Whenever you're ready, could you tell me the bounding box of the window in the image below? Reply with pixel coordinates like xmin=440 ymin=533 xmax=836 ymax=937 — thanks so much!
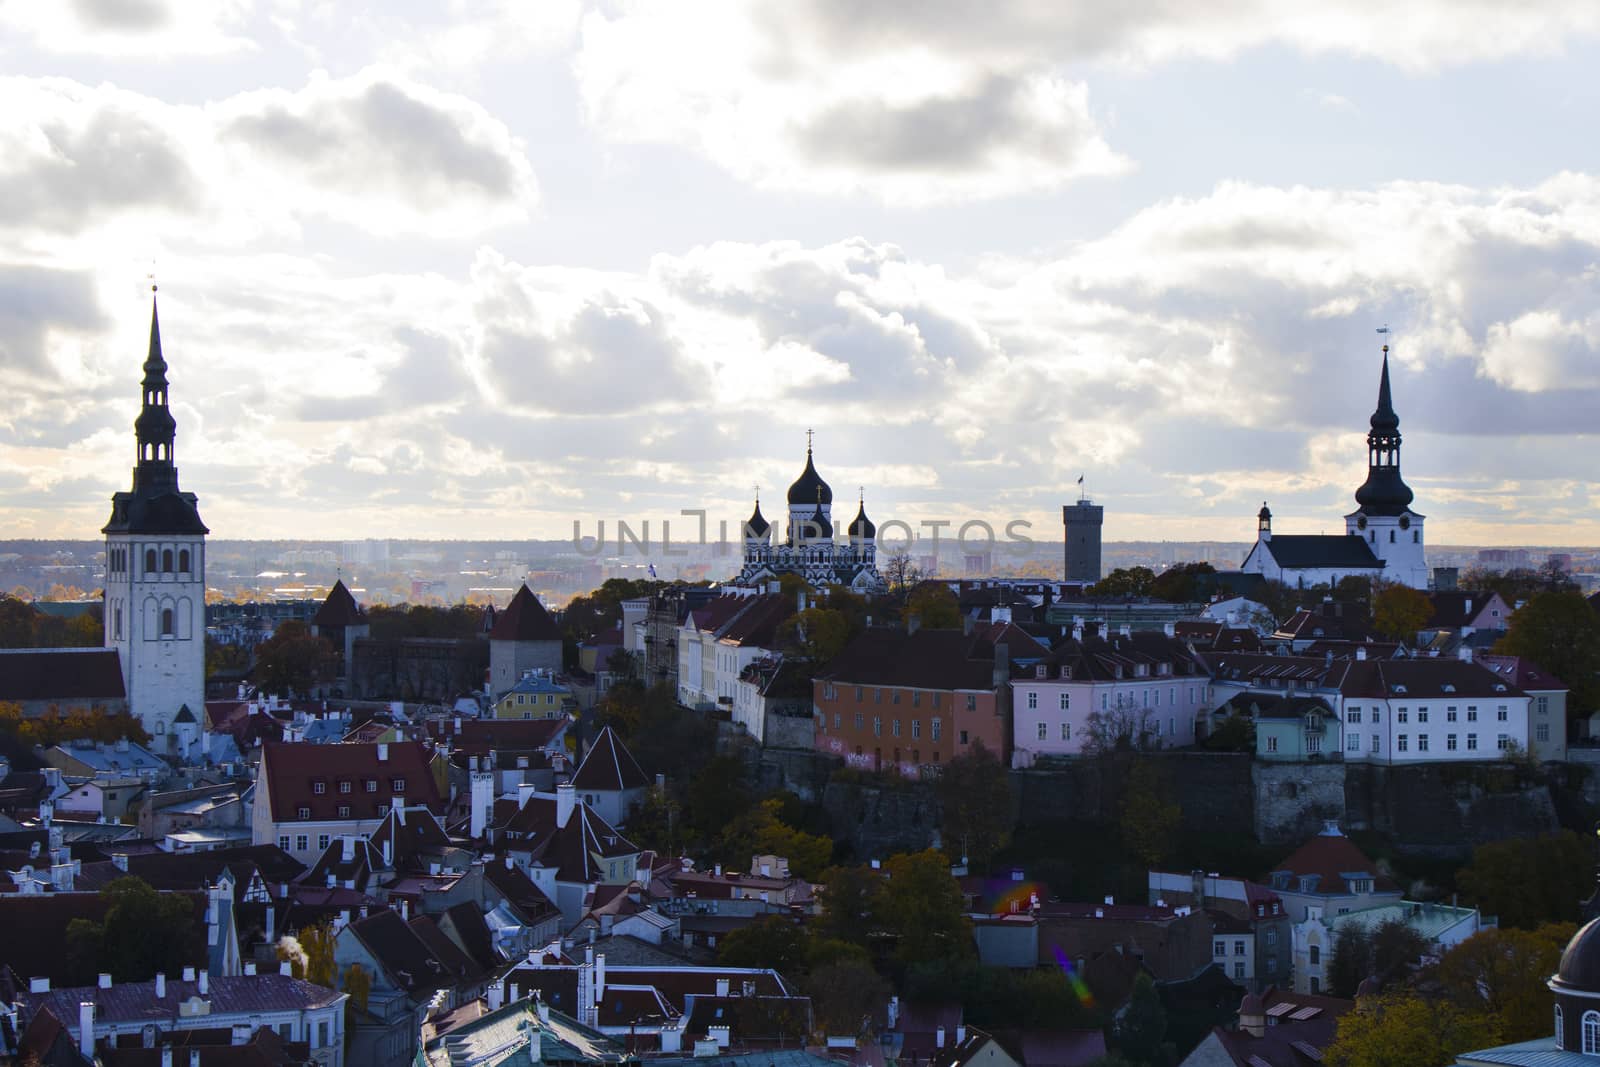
xmin=933 ymin=693 xmax=942 ymax=709
xmin=295 ymin=834 xmax=309 ymax=852
xmin=338 ymin=805 xmax=350 ymax=818
xmin=1371 ymin=709 xmax=1380 ymax=724
xmin=1537 ymin=723 xmax=1551 ymax=742
xmin=875 ymin=688 xmax=883 ymax=704
xmin=1235 ymin=941 xmax=1246 ymax=956
xmin=178 ymin=549 xmax=190 ymax=573
xmin=912 ymin=691 xmax=922 ymax=707
xmin=1418 ymin=708 xmax=1429 ymax=723
xmin=391 ymin=778 xmax=406 ymax=792
xmin=1309 ymin=945 xmax=1320 ymax=964
xmin=1397 ymin=735 xmax=1408 ymax=752
xmin=1058 ymin=692 xmax=1070 ymax=710
xmin=1347 ymin=734 xmax=1360 ymax=752
xmin=1397 ymin=709 xmax=1408 ymax=723
xmin=162 ymin=548 xmax=174 ymax=572
xmin=1584 ymin=1010 xmax=1600 ymax=1055
xmin=365 ymin=779 xmax=377 ymax=793
xmin=1307 ymin=734 xmax=1322 ymax=754
xmin=1234 ymin=962 xmax=1246 ymax=978
xmin=318 ymin=834 xmax=330 ymax=852
xmin=932 ymin=719 xmax=942 ymax=741
xmin=855 ymin=687 xmax=864 ymax=702
xmin=892 ymin=719 xmax=901 ymax=738
xmin=833 ymin=713 xmax=841 ymax=729
xmin=912 ymin=720 xmax=921 ymax=739
xmin=1467 ymin=706 xmax=1478 ymax=722
xmin=960 ymin=730 xmax=969 ymax=745
xmin=1266 ymin=736 xmax=1278 ymax=753
xmin=1537 ymin=696 xmax=1550 ymax=716
xmin=1347 ymin=709 xmax=1362 ymax=724
xmin=1497 ymin=706 xmax=1508 ymax=722
xmin=1038 ymin=722 xmax=1048 ymax=740
xmin=1102 ymin=693 xmax=1108 ymax=710
xmin=873 ymin=717 xmax=882 ymax=738
xmin=1214 ymin=941 xmax=1225 ymax=958
xmin=339 ymin=780 xmax=352 ymax=794
xmin=1027 ymin=692 xmax=1038 ymax=709
xmin=278 ymin=835 xmax=291 ymax=851
xmin=161 ymin=607 xmax=174 ymax=637
xmin=1467 ymin=734 xmax=1478 ymax=751
xmin=854 ymin=713 xmax=864 ymax=730
xmin=318 ymin=1021 xmax=329 ymax=1049
xmin=1447 ymin=707 xmax=1458 ymax=722
xmin=892 ymin=690 xmax=901 ymax=705
xmin=1497 ymin=733 xmax=1510 ymax=750
xmin=1447 ymin=734 xmax=1458 ymax=751
xmin=313 ymin=781 xmax=326 ymax=794
xmin=1555 ymin=1005 xmax=1563 ymax=1049
xmin=1371 ymin=735 xmax=1380 ymax=753
xmin=1061 ymin=723 xmax=1071 ymax=741
xmin=966 ymin=694 xmax=976 ymax=711
xmin=145 ymin=548 xmax=157 ymax=573
xmin=1310 ymin=976 xmax=1321 ymax=993
xmin=297 ymin=806 xmax=310 ymax=820
xmin=1418 ymin=734 xmax=1430 ymax=751
xmin=1267 ymin=957 xmax=1277 ymax=973
xmin=1265 ymin=929 xmax=1277 ymax=947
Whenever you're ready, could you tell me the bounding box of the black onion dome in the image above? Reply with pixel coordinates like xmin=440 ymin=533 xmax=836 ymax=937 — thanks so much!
xmin=1553 ymin=916 xmax=1600 ymax=994
xmin=787 ymin=449 xmax=833 ymax=506
xmin=745 ymin=499 xmax=770 ymax=538
xmin=1258 ymin=502 xmax=1271 ymax=522
xmin=810 ymin=499 xmax=832 ymax=538
xmin=849 ymin=498 xmax=875 ymax=539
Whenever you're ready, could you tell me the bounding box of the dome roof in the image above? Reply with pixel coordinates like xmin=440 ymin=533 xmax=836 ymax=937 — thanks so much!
xmin=1258 ymin=502 xmax=1271 ymax=522
xmin=849 ymin=498 xmax=875 ymax=540
xmin=745 ymin=499 xmax=770 ymax=538
xmin=809 ymin=500 xmax=832 ymax=538
xmin=1553 ymin=916 xmax=1600 ymax=995
xmin=787 ymin=449 xmax=833 ymax=506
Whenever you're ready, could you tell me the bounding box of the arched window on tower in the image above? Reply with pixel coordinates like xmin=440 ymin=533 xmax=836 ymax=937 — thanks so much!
xmin=162 ymin=549 xmax=174 ymax=572
xmin=161 ymin=607 xmax=175 ymax=637
xmin=1413 ymin=531 xmax=1419 ymax=543
xmin=1390 ymin=530 xmax=1396 ymax=543
xmin=178 ymin=549 xmax=190 ymax=573
xmin=145 ymin=548 xmax=157 ymax=574
xmin=1583 ymin=1010 xmax=1599 ymax=1055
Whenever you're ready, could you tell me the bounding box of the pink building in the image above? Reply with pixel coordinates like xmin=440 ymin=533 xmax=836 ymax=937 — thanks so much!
xmin=1010 ymin=630 xmax=1208 ymax=766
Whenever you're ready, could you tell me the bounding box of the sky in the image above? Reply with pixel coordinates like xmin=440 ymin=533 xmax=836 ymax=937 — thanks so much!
xmin=4 ymin=1 xmax=1600 ymax=548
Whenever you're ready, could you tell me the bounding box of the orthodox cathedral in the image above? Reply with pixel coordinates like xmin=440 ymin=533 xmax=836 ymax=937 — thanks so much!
xmin=102 ymin=291 xmax=209 ymax=752
xmin=732 ymin=438 xmax=887 ymax=594
xmin=1242 ymin=345 xmax=1430 ymax=590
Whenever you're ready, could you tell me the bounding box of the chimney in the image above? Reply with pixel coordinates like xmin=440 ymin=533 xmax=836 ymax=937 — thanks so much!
xmin=29 ymin=977 xmax=48 ymax=993
xmin=79 ymin=1001 xmax=94 ymax=1058
xmin=488 ymin=981 xmax=504 ymax=1011
xmin=1459 ymin=645 xmax=1474 ymax=663
xmin=992 ymin=642 xmax=1010 ymax=688
xmin=112 ymin=852 xmax=129 ymax=872
xmin=190 ymin=1051 xmax=200 ymax=1067
xmin=936 ymin=1027 xmax=946 ymax=1049
xmin=182 ymin=967 xmax=196 ymax=982
xmin=245 ymin=962 xmax=257 ymax=976
xmin=716 ymin=978 xmax=730 ymax=997
xmin=595 ymin=954 xmax=606 ymax=1001
xmin=1239 ymin=992 xmax=1267 ymax=1038
xmin=556 ymin=783 xmax=576 ymax=828
xmin=377 ymin=742 xmax=388 ymax=761
xmin=280 ymin=962 xmax=293 ymax=976
xmin=342 ymin=836 xmax=355 ymax=862
xmin=1355 ymin=647 xmax=1367 ymax=661
xmin=156 ymin=972 xmax=166 ymax=997
xmin=1104 ymin=895 xmax=1114 ymax=905
xmin=198 ymin=970 xmax=208 ymax=995
xmin=162 ymin=1048 xmax=174 ymax=1067
xmin=98 ymin=973 xmax=112 ymax=989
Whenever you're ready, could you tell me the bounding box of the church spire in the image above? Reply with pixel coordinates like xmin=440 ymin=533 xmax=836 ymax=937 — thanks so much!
xmin=1353 ymin=343 xmax=1413 ymax=515
xmin=133 ymin=288 xmax=178 ymax=491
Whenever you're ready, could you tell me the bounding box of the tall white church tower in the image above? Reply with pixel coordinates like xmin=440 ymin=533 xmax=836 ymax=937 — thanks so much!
xmin=102 ymin=290 xmax=208 ymax=753
xmin=1344 ymin=345 xmax=1428 ymax=589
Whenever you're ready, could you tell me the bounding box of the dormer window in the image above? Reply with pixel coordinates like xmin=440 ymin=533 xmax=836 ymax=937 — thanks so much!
xmin=1036 ymin=665 xmax=1048 ymax=679
xmin=364 ymin=779 xmax=377 ymax=793
xmin=297 ymin=806 xmax=311 ymax=820
xmin=312 ymin=781 xmax=326 ymax=795
xmin=1441 ymin=684 xmax=1456 ymax=693
xmin=391 ymin=778 xmax=406 ymax=792
xmin=339 ymin=780 xmax=352 ymax=795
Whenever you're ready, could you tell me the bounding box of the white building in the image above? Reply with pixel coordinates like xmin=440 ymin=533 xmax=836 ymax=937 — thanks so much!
xmin=1293 ymin=899 xmax=1482 ymax=995
xmin=102 ymin=293 xmax=208 ymax=753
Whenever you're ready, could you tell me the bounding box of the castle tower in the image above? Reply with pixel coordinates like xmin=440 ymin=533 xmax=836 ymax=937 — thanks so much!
xmin=1063 ymin=489 xmax=1104 ymax=583
xmin=1344 ymin=345 xmax=1428 ymax=588
xmin=102 ymin=291 xmax=208 ymax=752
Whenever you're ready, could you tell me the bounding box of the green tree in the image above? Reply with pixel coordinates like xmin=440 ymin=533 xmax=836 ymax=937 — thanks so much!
xmin=0 ymin=596 xmax=35 ymax=647
xmin=1372 ymin=584 xmax=1433 ymax=641
xmin=342 ymin=962 xmax=372 ymax=1015
xmin=1202 ymin=713 xmax=1255 ymax=752
xmin=815 ymin=864 xmax=879 ymax=948
xmin=776 ymin=607 xmax=855 ymax=664
xmin=1324 ymin=992 xmax=1498 ymax=1067
xmin=905 ymin=584 xmax=962 ymax=629
xmin=873 ymin=850 xmax=972 ymax=968
xmin=1119 ymin=759 xmax=1180 ymax=869
xmin=806 ymin=958 xmax=890 ymax=1037
xmin=715 ymin=796 xmax=834 ymax=879
xmin=686 ymin=755 xmax=752 ymax=841
xmin=1113 ymin=972 xmax=1170 ymax=1067
xmin=253 ymin=620 xmax=338 ymax=696
xmin=1438 ymin=924 xmax=1575 ymax=1044
xmin=1091 ymin=567 xmax=1157 ymax=599
xmin=1496 ymin=590 xmax=1600 ymax=714
xmin=1457 ymin=830 xmax=1591 ymax=929
xmin=717 ymin=915 xmax=810 ymax=975
xmin=1150 ymin=562 xmax=1216 ymax=604
xmin=1327 ymin=924 xmax=1374 ymax=998
xmin=65 ymin=877 xmax=205 ymax=984
xmin=935 ymin=739 xmax=1013 ymax=870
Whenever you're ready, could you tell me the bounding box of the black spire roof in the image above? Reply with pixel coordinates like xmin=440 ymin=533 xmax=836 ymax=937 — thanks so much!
xmin=1352 ymin=347 xmax=1415 ymax=517
xmin=849 ymin=495 xmax=875 ymax=540
xmin=787 ymin=446 xmax=832 ymax=506
xmin=808 ymin=489 xmax=832 ymax=538
xmin=744 ymin=496 xmax=770 ymax=538
xmin=103 ymin=292 xmax=208 ymax=536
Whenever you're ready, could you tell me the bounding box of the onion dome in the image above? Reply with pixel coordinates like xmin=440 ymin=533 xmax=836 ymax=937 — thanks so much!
xmin=745 ymin=496 xmax=770 ymax=538
xmin=849 ymin=495 xmax=875 ymax=540
xmin=1258 ymin=502 xmax=1271 ymax=523
xmin=787 ymin=446 xmax=833 ymax=506
xmin=1353 ymin=348 xmax=1415 ymax=515
xmin=809 ymin=495 xmax=832 ymax=538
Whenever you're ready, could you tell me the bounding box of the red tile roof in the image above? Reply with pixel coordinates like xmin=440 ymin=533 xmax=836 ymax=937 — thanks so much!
xmin=489 ymin=586 xmax=561 ymax=643
xmin=571 ymin=726 xmax=650 ymax=792
xmin=312 ymin=580 xmax=365 ymax=627
xmin=1475 ymin=653 xmax=1569 ymax=692
xmin=819 ymin=629 xmax=1006 ymax=691
xmin=259 ymin=740 xmax=443 ymax=823
xmin=0 ymin=648 xmax=126 ymax=701
xmin=1272 ymin=830 xmax=1398 ymax=894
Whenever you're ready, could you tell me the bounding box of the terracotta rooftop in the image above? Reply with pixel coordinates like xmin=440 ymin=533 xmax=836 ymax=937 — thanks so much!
xmin=0 ymin=648 xmax=126 ymax=701
xmin=571 ymin=725 xmax=650 ymax=793
xmin=312 ymin=580 xmax=365 ymax=628
xmin=259 ymin=740 xmax=442 ymax=823
xmin=489 ymin=585 xmax=561 ymax=643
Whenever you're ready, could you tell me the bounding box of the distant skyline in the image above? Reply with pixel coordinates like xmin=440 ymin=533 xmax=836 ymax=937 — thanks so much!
xmin=5 ymin=3 xmax=1600 ymax=545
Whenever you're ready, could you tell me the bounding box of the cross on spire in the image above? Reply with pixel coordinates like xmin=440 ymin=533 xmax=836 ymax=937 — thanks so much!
xmin=806 ymin=428 xmax=814 ymax=453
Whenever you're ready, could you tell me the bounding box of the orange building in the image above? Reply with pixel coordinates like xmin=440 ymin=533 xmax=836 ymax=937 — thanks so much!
xmin=813 ymin=627 xmax=1015 ymax=777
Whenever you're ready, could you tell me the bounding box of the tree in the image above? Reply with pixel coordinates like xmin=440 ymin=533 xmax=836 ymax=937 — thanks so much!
xmin=1113 ymin=972 xmax=1170 ymax=1067
xmin=1082 ymin=708 xmax=1161 ymax=754
xmin=714 ymin=797 xmax=834 ymax=879
xmin=1496 ymin=591 xmax=1600 ymax=714
xmin=884 ymin=551 xmax=921 ymax=597
xmin=1119 ymin=760 xmax=1179 ymax=869
xmin=815 ymin=864 xmax=879 ymax=948
xmin=686 ymin=755 xmax=752 ymax=842
xmin=1091 ymin=567 xmax=1156 ymax=599
xmin=299 ymin=922 xmax=338 ymax=988
xmin=806 ymin=958 xmax=890 ymax=1037
xmin=1371 ymin=584 xmax=1432 ymax=641
xmin=1438 ymin=924 xmax=1575 ymax=1043
xmin=253 ymin=621 xmax=338 ymax=696
xmin=1327 ymin=924 xmax=1374 ymax=998
xmin=717 ymin=915 xmax=810 ymax=975
xmin=1456 ymin=830 xmax=1592 ymax=929
xmin=343 ymin=963 xmax=372 ymax=1014
xmin=935 ymin=739 xmax=1013 ymax=870
xmin=776 ymin=607 xmax=855 ymax=664
xmin=65 ymin=877 xmax=204 ymax=984
xmin=1369 ymin=918 xmax=1428 ymax=987
xmin=1150 ymin=562 xmax=1216 ymax=604
xmin=873 ymin=850 xmax=973 ymax=968
xmin=1202 ymin=713 xmax=1255 ymax=752
xmin=1324 ymin=992 xmax=1498 ymax=1067
xmin=905 ymin=584 xmax=962 ymax=629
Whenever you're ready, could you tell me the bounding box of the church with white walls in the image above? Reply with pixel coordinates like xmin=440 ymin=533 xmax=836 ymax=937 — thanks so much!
xmin=102 ymin=291 xmax=208 ymax=754
xmin=1242 ymin=346 xmax=1430 ymax=590
xmin=732 ymin=438 xmax=888 ymax=594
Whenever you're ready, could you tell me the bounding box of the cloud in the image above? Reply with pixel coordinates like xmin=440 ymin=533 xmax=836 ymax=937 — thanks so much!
xmin=1483 ymin=307 xmax=1600 ymax=392
xmin=0 ymin=0 xmax=253 ymax=55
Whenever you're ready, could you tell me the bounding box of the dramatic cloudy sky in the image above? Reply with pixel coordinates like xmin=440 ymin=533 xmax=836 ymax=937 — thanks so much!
xmin=5 ymin=1 xmax=1600 ymax=546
